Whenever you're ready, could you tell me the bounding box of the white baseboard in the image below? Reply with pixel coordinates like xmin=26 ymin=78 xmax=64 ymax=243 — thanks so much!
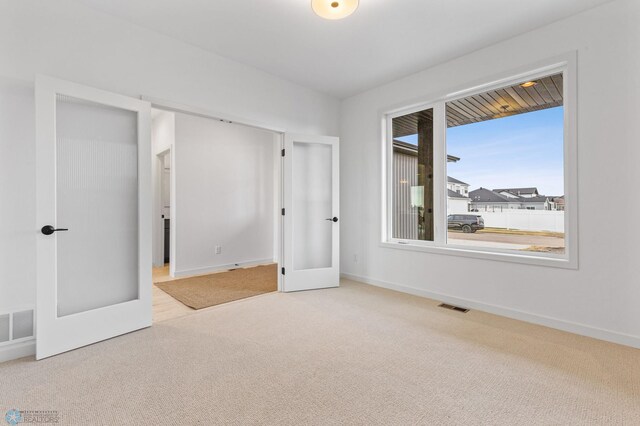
xmin=0 ymin=339 xmax=35 ymax=363
xmin=341 ymin=272 xmax=640 ymax=350
xmin=173 ymin=258 xmax=276 ymax=278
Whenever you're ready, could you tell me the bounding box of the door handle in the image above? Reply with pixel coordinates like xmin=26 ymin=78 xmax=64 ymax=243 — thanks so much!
xmin=41 ymin=225 xmax=69 ymax=235
xmin=325 ymin=217 xmax=339 ymax=223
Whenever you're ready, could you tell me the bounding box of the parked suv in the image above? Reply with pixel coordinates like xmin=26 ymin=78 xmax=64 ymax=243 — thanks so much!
xmin=447 ymin=214 xmax=484 ymax=233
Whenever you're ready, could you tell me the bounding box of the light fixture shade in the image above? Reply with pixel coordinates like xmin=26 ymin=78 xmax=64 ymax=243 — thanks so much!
xmin=312 ymin=0 xmax=359 ymax=20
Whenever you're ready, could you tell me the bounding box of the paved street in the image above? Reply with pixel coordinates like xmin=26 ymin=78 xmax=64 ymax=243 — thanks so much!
xmin=448 ymin=231 xmax=565 ymax=252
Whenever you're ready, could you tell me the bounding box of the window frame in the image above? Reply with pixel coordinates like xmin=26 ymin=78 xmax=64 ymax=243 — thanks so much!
xmin=380 ymin=55 xmax=578 ymax=269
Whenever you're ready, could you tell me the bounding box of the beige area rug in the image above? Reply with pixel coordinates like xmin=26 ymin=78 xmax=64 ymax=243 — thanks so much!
xmin=155 ymin=264 xmax=277 ymax=309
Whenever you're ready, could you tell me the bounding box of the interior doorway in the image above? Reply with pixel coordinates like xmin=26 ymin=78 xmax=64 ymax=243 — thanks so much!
xmin=149 ymin=107 xmax=282 ymax=322
xmin=160 ymin=151 xmax=171 ymax=265
xmin=32 ymin=75 xmax=340 ymax=359
xmin=156 ymin=149 xmax=171 ymax=267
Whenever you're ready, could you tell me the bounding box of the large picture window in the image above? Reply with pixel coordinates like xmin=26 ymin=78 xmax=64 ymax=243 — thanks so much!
xmin=384 ymin=63 xmax=576 ymax=267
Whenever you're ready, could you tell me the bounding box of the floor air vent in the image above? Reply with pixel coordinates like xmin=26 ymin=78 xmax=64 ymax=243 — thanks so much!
xmin=438 ymin=303 xmax=469 ymax=313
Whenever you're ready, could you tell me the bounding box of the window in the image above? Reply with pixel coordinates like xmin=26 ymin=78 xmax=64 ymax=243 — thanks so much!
xmin=447 ymin=72 xmax=564 ymax=255
xmin=384 ymin=61 xmax=576 ymax=268
xmin=391 ymin=107 xmax=434 ymax=241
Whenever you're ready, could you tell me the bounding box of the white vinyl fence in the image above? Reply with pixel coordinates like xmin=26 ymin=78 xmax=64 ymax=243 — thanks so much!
xmin=477 ymin=210 xmax=564 ymax=233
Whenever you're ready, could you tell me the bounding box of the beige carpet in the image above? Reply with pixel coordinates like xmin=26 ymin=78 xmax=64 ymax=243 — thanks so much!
xmin=155 ymin=264 xmax=277 ymax=309
xmin=1 ymin=280 xmax=639 ymax=425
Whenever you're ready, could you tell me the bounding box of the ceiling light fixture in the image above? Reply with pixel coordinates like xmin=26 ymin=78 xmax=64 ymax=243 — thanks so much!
xmin=520 ymin=81 xmax=538 ymax=88
xmin=312 ymin=0 xmax=359 ymax=20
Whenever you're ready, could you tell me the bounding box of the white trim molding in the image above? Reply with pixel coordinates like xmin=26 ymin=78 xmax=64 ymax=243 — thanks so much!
xmin=380 ymin=52 xmax=578 ymax=270
xmin=172 ymin=258 xmax=276 ymax=278
xmin=0 ymin=340 xmax=35 ymax=363
xmin=341 ymin=273 xmax=640 ymax=350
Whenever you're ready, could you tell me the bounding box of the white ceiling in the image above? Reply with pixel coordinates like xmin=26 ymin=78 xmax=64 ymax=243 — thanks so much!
xmin=77 ymin=0 xmax=613 ymax=98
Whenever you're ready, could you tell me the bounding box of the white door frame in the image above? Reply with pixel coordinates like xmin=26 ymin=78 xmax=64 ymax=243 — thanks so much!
xmin=35 ymin=75 xmax=152 ymax=359
xmin=143 ymin=96 xmax=340 ymax=294
xmin=153 ymin=148 xmax=172 ymax=269
xmin=143 ymin=97 xmax=286 ymax=290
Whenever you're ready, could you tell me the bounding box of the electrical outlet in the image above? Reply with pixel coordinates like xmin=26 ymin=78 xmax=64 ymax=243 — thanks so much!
xmin=353 ymin=254 xmax=358 ymax=263
xmin=215 ymin=245 xmax=222 ymax=254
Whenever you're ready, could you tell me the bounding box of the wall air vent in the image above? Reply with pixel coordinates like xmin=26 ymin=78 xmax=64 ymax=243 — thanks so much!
xmin=438 ymin=303 xmax=469 ymax=313
xmin=0 ymin=308 xmax=35 ymax=345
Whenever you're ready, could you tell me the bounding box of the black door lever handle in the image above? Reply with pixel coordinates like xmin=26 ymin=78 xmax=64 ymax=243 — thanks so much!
xmin=325 ymin=217 xmax=339 ymax=223
xmin=41 ymin=225 xmax=69 ymax=235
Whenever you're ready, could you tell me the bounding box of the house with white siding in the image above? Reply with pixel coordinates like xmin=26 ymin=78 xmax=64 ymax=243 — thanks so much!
xmin=447 ymin=177 xmax=471 ymax=213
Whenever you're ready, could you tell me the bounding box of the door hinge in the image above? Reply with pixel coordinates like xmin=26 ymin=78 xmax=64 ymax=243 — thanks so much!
xmin=281 ymin=148 xmax=285 ymax=157
xmin=281 ymin=267 xmax=285 ymax=275
xmin=281 ymin=208 xmax=285 ymax=216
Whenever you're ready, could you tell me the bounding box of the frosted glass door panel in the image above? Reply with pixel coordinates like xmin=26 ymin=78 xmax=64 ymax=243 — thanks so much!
xmin=56 ymin=95 xmax=139 ymax=317
xmin=293 ymin=142 xmax=332 ymax=270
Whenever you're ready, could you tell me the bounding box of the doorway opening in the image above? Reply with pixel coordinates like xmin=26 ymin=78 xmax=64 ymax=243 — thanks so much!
xmin=160 ymin=151 xmax=171 ymax=265
xmin=150 ymin=107 xmax=282 ymax=322
xmin=34 ymin=75 xmax=339 ymax=360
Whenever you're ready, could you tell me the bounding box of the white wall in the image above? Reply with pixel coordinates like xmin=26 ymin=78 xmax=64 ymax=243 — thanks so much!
xmin=152 ymin=111 xmax=175 ymax=155
xmin=0 ymin=78 xmax=35 ymax=313
xmin=0 ymin=1 xmax=339 ymax=135
xmin=173 ymin=113 xmax=276 ymax=276
xmin=340 ymin=0 xmax=640 ymax=347
xmin=0 ymin=77 xmax=37 ymax=361
xmin=0 ymin=0 xmax=338 ymax=356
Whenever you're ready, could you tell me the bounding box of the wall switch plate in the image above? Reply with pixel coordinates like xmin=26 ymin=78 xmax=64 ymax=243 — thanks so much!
xmin=215 ymin=245 xmax=222 ymax=254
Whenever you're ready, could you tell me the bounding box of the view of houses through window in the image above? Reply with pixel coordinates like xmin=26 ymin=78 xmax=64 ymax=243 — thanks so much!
xmin=391 ymin=72 xmax=565 ymax=256
xmin=445 ymin=73 xmax=565 ymax=254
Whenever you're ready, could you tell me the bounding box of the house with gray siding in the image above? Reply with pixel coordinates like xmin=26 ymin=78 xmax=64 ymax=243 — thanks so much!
xmin=469 ymin=187 xmax=558 ymax=211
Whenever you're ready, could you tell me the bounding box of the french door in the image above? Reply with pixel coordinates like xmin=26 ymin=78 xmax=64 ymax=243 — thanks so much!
xmin=282 ymin=134 xmax=339 ymax=291
xmin=35 ymin=76 xmax=152 ymax=359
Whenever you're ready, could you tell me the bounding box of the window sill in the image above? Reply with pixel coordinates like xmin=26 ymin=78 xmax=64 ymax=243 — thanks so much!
xmin=379 ymin=240 xmax=577 ymax=270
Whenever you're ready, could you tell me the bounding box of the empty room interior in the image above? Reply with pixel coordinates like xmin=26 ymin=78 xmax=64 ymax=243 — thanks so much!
xmin=1 ymin=0 xmax=639 ymax=424
xmin=150 ymin=108 xmax=281 ymax=322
